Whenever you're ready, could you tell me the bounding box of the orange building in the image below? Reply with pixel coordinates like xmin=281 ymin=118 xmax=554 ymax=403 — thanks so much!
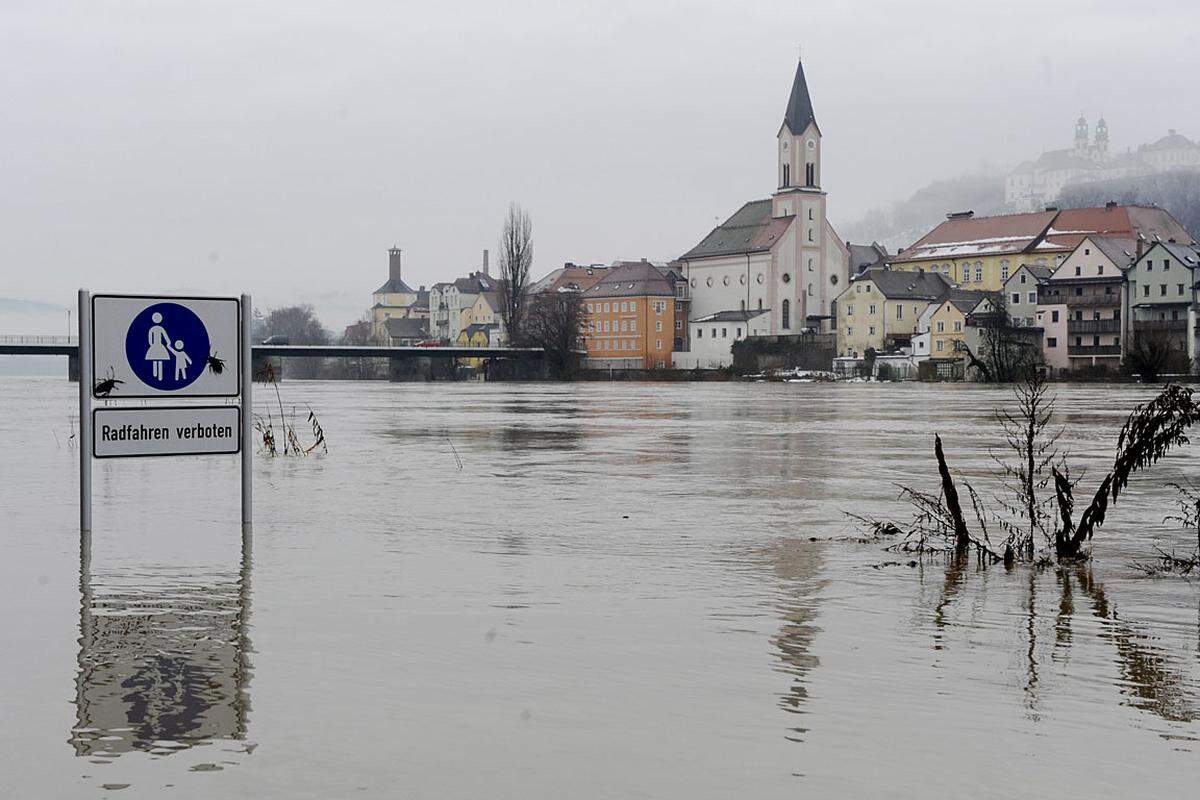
xmin=581 ymin=262 xmax=682 ymax=369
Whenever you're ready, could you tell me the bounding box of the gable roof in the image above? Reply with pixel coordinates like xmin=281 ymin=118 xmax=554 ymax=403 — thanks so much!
xmin=528 ymin=265 xmax=608 ymax=295
xmin=1015 ymin=263 xmax=1054 ymax=281
xmin=384 ymin=317 xmax=429 ymax=340
xmin=855 ymin=268 xmax=949 ymax=300
xmin=451 ymin=272 xmax=497 ymax=295
xmin=679 ymin=200 xmax=793 ymax=260
xmin=848 ymin=242 xmax=888 ymax=274
xmin=583 ymin=261 xmax=676 ymax=298
xmin=893 ymin=205 xmax=1195 ymax=265
xmin=1077 ymin=236 xmax=1137 ymax=270
xmin=943 ymin=289 xmax=993 ymax=314
xmin=1140 ymin=131 xmax=1198 ymax=152
xmin=782 ymin=59 xmax=818 ymax=136
xmin=1135 ymin=240 xmax=1200 ymax=269
xmin=892 ymin=211 xmax=1056 ymax=263
xmin=693 ymin=309 xmax=770 ymax=323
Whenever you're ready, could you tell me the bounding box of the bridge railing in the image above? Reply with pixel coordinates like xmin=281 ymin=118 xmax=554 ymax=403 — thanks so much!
xmin=0 ymin=334 xmax=78 ymax=345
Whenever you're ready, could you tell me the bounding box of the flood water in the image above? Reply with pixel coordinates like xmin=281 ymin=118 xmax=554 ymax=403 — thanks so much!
xmin=1 ymin=377 xmax=1198 ymax=798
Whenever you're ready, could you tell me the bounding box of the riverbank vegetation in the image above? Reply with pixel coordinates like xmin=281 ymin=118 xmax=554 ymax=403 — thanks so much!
xmin=853 ymin=374 xmax=1200 ymax=568
xmin=253 ymin=362 xmax=328 ymax=456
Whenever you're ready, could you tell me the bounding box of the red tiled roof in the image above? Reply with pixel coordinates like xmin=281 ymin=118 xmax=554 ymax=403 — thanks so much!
xmin=893 ymin=205 xmax=1195 ymax=264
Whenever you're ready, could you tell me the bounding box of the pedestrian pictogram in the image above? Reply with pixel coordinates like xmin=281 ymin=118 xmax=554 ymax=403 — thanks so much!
xmin=124 ymin=302 xmax=211 ymax=391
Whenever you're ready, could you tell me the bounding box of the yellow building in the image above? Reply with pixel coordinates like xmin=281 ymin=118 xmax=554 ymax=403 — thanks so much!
xmin=456 ymin=323 xmax=499 ymax=369
xmin=370 ymin=246 xmax=429 ymax=339
xmin=834 ymin=268 xmax=950 ymax=357
xmin=926 ymin=291 xmax=989 ymax=359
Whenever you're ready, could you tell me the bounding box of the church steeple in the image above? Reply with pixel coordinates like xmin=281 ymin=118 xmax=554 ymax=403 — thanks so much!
xmin=775 ymin=56 xmax=822 ymax=203
xmin=783 ymin=58 xmax=819 ymax=136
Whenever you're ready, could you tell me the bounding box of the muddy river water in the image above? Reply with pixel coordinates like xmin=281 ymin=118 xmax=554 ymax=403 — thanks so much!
xmin=1 ymin=377 xmax=1197 ymax=798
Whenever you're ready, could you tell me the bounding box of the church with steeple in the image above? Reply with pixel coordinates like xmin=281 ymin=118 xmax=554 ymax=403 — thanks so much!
xmin=675 ymin=58 xmax=849 ymax=368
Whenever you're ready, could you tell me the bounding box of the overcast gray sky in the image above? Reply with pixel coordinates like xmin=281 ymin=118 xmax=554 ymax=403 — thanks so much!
xmin=3 ymin=0 xmax=1199 ymax=331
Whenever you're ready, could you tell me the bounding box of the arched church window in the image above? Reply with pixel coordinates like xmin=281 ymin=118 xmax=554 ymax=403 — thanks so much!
xmin=782 ymin=299 xmax=791 ymax=330
xmin=782 ymin=163 xmax=790 ymax=187
xmin=740 ymin=299 xmax=745 ymax=311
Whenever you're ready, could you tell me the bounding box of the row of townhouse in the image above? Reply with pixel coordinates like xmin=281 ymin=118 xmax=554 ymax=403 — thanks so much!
xmin=837 ymin=233 xmax=1200 ymax=378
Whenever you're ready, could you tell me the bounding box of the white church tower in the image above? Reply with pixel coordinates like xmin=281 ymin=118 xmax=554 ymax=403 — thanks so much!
xmin=772 ymin=58 xmax=822 ymax=219
xmin=676 ymin=56 xmax=848 ymax=367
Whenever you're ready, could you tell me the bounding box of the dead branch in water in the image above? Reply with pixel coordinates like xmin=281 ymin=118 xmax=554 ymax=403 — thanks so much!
xmin=853 ymin=383 xmax=1198 ymax=566
xmin=1052 ymin=384 xmax=1200 ymax=559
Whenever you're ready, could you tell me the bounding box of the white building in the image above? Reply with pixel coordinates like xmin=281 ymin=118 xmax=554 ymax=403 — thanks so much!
xmin=675 ymin=58 xmax=849 ymax=367
xmin=1006 ymin=118 xmax=1200 ymax=212
xmin=674 ymin=310 xmax=770 ymax=370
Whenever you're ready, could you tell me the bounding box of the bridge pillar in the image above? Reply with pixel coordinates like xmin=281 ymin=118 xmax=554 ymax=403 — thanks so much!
xmin=68 ymin=353 xmax=80 ymax=382
xmin=388 ymin=356 xmax=425 ymax=382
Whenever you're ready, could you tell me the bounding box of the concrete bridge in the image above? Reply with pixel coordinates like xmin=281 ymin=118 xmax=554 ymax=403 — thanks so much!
xmin=0 ymin=336 xmax=548 ymax=381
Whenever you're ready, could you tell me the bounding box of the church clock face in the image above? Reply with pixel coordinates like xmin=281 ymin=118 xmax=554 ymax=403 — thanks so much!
xmin=807 ymin=139 xmax=815 ymax=150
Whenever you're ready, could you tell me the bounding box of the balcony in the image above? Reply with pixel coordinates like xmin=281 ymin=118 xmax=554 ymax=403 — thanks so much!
xmin=1133 ymin=318 xmax=1188 ymax=332
xmin=1063 ymin=293 xmax=1121 ymax=307
xmin=1067 ymin=318 xmax=1121 ymax=334
xmin=1067 ymin=344 xmax=1121 ymax=357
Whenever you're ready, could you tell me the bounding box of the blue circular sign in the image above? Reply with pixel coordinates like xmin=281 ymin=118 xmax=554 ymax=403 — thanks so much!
xmin=124 ymin=302 xmax=211 ymax=391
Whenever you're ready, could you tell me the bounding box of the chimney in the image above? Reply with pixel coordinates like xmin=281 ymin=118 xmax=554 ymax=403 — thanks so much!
xmin=388 ymin=246 xmax=402 ymax=285
xmin=1136 ymin=237 xmax=1145 ymax=261
xmin=482 ymin=249 xmax=490 ymax=277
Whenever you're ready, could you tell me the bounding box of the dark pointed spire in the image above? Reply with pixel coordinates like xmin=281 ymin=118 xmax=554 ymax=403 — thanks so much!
xmin=783 ymin=58 xmax=818 ymax=136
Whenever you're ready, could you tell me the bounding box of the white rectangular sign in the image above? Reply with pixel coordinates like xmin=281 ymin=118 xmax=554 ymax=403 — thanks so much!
xmin=94 ymin=406 xmax=242 ymax=459
xmin=92 ymin=294 xmax=241 ymax=398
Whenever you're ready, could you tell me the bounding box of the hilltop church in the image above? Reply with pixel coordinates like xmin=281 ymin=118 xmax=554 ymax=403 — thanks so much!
xmin=675 ymin=58 xmax=849 ymax=369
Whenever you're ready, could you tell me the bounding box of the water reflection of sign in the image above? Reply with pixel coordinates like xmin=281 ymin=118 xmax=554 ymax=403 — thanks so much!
xmin=72 ymin=554 xmax=252 ymax=759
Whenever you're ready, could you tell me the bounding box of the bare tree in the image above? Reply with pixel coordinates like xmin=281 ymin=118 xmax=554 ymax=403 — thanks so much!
xmin=263 ymin=304 xmax=330 ymax=379
xmin=524 ymin=290 xmax=585 ymax=378
xmin=991 ymin=372 xmax=1066 ymax=555
xmin=1124 ymin=328 xmax=1191 ymax=383
xmin=498 ymin=202 xmax=533 ymax=345
xmin=958 ymin=296 xmax=1042 ymax=383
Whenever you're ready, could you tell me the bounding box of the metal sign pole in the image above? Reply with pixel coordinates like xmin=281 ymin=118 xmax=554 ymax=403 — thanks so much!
xmin=78 ymin=289 xmax=92 ymax=533
xmin=241 ymin=293 xmax=253 ymax=529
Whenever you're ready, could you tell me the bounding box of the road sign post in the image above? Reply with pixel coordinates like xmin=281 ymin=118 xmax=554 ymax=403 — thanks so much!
xmin=241 ymin=293 xmax=252 ymax=530
xmin=79 ymin=291 xmax=251 ymax=530
xmin=79 ymin=290 xmax=92 ymax=533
